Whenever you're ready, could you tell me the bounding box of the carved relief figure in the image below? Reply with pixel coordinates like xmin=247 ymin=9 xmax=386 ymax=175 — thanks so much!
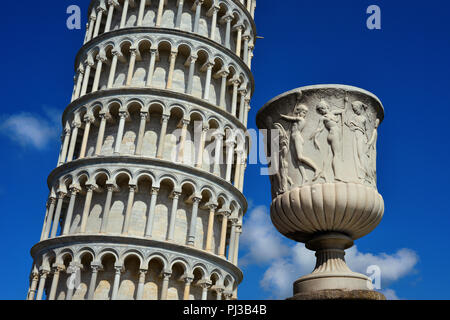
xmin=274 ymin=123 xmax=293 ymax=194
xmin=280 ymin=99 xmax=323 ymax=183
xmin=311 ymin=100 xmax=345 ymax=181
xmin=345 ymin=101 xmax=369 ymax=183
xmin=367 ymin=118 xmax=380 ymax=186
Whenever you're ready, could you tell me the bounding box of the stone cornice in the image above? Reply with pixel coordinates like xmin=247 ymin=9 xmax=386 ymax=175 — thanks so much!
xmin=46 ymin=155 xmax=248 ymax=212
xmin=75 ymin=27 xmax=255 ymax=94
xmin=62 ymin=87 xmax=249 ymax=132
xmin=30 ymin=234 xmax=244 ymax=283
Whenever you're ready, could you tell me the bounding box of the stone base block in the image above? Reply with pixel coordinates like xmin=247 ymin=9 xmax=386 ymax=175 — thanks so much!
xmin=288 ymin=289 xmax=386 ymax=301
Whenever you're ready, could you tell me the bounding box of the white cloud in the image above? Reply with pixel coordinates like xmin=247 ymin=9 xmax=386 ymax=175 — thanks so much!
xmin=0 ymin=112 xmax=59 ymax=150
xmin=381 ymin=289 xmax=400 ymax=300
xmin=241 ymin=206 xmax=419 ymax=300
xmin=239 ymin=206 xmax=290 ymax=266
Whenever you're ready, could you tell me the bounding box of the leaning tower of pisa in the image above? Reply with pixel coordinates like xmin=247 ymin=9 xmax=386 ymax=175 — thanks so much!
xmin=27 ymin=0 xmax=256 ymax=301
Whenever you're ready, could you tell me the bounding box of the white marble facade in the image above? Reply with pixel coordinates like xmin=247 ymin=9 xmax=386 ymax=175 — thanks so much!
xmin=28 ymin=0 xmax=255 ymax=301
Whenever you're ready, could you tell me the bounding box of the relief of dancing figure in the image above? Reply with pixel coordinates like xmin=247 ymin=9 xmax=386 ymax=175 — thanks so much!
xmin=280 ymin=101 xmax=323 ymax=183
xmin=311 ymin=99 xmax=346 ymax=182
xmin=274 ymin=123 xmax=293 ymax=193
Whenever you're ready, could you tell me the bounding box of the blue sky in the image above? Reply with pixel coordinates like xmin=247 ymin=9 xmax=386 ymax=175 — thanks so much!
xmin=0 ymin=0 xmax=449 ymax=300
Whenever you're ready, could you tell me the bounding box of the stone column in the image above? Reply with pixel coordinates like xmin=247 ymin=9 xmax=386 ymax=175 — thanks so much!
xmin=80 ymin=184 xmax=97 ymax=233
xmin=166 ymin=51 xmax=178 ymax=89
xmin=212 ymin=131 xmax=224 ymax=176
xmin=136 ymin=269 xmax=147 ymax=300
xmin=244 ymin=98 xmax=251 ymax=127
xmin=218 ymin=70 xmax=229 ymax=109
xmin=234 ymin=148 xmax=244 ymax=188
xmin=114 ymin=111 xmax=128 ymax=154
xmin=203 ymin=62 xmax=214 ymax=100
xmin=137 ymin=0 xmax=147 ymax=26
xmin=105 ymin=0 xmax=119 ymax=32
xmin=213 ymin=286 xmax=225 ymax=300
xmin=233 ymin=225 xmax=243 ymax=265
xmin=242 ymin=34 xmax=250 ymax=65
xmin=218 ymin=210 xmax=230 ymax=257
xmin=50 ymin=191 xmax=66 ymax=238
xmin=48 ymin=266 xmax=64 ymax=300
xmin=79 ymin=115 xmax=94 ymax=159
xmin=222 ymin=15 xmax=233 ymax=49
xmin=62 ymin=186 xmax=81 ymax=235
xmin=66 ymin=264 xmax=80 ymax=300
xmin=209 ymin=6 xmax=219 ymax=40
xmin=135 ymin=112 xmax=148 ymax=156
xmin=43 ymin=197 xmax=56 ymax=240
xmin=111 ymin=266 xmax=123 ymax=300
xmin=58 ymin=127 xmax=71 ymax=166
xmin=87 ymin=264 xmax=101 ymax=300
xmin=157 ymin=114 xmax=169 ymax=159
xmin=145 ymin=187 xmax=159 ymax=237
xmin=80 ymin=59 xmax=94 ymax=96
xmin=193 ymin=0 xmax=204 ymax=34
xmin=160 ymin=271 xmax=172 ymax=300
xmin=238 ymin=88 xmax=247 ymax=122
xmin=205 ymin=204 xmax=217 ymax=252
xmin=198 ymin=280 xmax=212 ymax=300
xmin=230 ymin=79 xmax=240 ymax=118
xmin=183 ymin=277 xmax=194 ymax=300
xmin=187 ymin=197 xmax=202 ymax=246
xmin=120 ymin=0 xmax=130 ymax=28
xmin=225 ymin=140 xmax=235 ymax=182
xmin=92 ymin=52 xmax=108 ymax=93
xmin=67 ymin=121 xmax=81 ymax=162
xmin=95 ymin=112 xmax=109 ymax=156
xmin=196 ymin=125 xmax=208 ymax=169
xmin=167 ymin=191 xmax=181 ymax=241
xmin=122 ymin=184 xmax=137 ymax=235
xmin=146 ymin=48 xmax=158 ymax=87
xmin=175 ymin=0 xmax=185 ymax=29
xmin=74 ymin=64 xmax=85 ymax=100
xmin=85 ymin=12 xmax=96 ymax=43
xmin=185 ymin=55 xmax=197 ymax=95
xmin=126 ymin=48 xmax=137 ymax=86
xmin=40 ymin=203 xmax=50 ymax=240
xmin=246 ymin=0 xmax=252 ymax=11
xmin=239 ymin=156 xmax=247 ymax=191
xmin=100 ymin=183 xmax=116 ymax=233
xmin=27 ymin=272 xmax=39 ymax=300
xmin=108 ymin=49 xmax=123 ymax=88
xmin=177 ymin=119 xmax=190 ymax=163
xmin=36 ymin=270 xmax=49 ymax=300
xmin=227 ymin=218 xmax=238 ymax=261
xmin=93 ymin=6 xmax=107 ymax=38
xmin=155 ymin=0 xmax=165 ymax=27
xmin=234 ymin=25 xmax=243 ymax=57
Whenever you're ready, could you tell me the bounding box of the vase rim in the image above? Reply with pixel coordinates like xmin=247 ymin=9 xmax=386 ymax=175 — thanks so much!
xmin=256 ymin=84 xmax=385 ymax=128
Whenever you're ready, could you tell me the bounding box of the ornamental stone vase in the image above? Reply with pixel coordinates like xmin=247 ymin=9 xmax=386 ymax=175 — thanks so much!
xmin=256 ymin=85 xmax=385 ymax=300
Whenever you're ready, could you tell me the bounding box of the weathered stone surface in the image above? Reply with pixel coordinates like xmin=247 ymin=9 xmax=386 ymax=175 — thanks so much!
xmin=288 ymin=289 xmax=386 ymax=301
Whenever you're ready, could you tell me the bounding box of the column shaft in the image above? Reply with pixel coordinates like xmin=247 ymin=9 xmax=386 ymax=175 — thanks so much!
xmin=80 ymin=186 xmax=94 ymax=233
xmin=187 ymin=198 xmax=201 ymax=245
xmin=167 ymin=192 xmax=180 ymax=241
xmin=145 ymin=188 xmax=159 ymax=237
xmin=100 ymin=186 xmax=114 ymax=233
xmin=135 ymin=112 xmax=148 ymax=156
xmin=50 ymin=193 xmax=66 ymax=238
xmin=79 ymin=119 xmax=92 ymax=159
xmin=95 ymin=114 xmax=107 ymax=156
xmin=122 ymin=186 xmax=136 ymax=235
xmin=157 ymin=115 xmax=169 ymax=159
